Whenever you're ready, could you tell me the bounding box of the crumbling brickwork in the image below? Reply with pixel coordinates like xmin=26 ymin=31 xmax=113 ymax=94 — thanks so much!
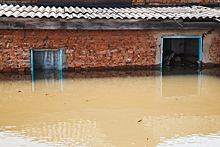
xmin=209 ymin=37 xmax=220 ymax=65
xmin=132 ymin=0 xmax=220 ymax=6
xmin=0 ymin=29 xmax=157 ymax=72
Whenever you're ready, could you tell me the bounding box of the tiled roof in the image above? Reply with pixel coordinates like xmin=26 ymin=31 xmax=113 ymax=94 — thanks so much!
xmin=0 ymin=3 xmax=220 ymax=20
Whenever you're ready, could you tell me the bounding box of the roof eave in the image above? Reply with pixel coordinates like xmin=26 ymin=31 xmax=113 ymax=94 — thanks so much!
xmin=0 ymin=17 xmax=219 ymax=30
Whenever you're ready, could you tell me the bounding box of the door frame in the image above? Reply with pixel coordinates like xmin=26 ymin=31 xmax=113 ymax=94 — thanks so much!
xmin=30 ymin=49 xmax=63 ymax=91
xmin=161 ymin=36 xmax=203 ymax=68
xmin=160 ymin=36 xmax=202 ymax=98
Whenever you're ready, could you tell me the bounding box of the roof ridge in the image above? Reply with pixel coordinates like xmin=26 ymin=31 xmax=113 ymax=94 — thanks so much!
xmin=0 ymin=3 xmax=211 ymax=9
xmin=0 ymin=3 xmax=219 ymax=20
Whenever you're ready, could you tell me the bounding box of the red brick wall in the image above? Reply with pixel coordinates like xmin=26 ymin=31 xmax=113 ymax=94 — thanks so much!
xmin=209 ymin=37 xmax=220 ymax=65
xmin=0 ymin=29 xmax=157 ymax=72
xmin=132 ymin=0 xmax=220 ymax=6
xmin=1 ymin=29 xmax=219 ymax=73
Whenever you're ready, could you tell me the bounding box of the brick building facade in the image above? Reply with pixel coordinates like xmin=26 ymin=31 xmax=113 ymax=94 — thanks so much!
xmin=0 ymin=29 xmax=157 ymax=72
xmin=0 ymin=1 xmax=219 ymax=72
xmin=0 ymin=28 xmax=219 ymax=72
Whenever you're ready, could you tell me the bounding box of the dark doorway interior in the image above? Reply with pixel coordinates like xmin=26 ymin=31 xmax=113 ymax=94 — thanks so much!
xmin=163 ymin=38 xmax=199 ymax=68
xmin=33 ymin=50 xmax=60 ymax=70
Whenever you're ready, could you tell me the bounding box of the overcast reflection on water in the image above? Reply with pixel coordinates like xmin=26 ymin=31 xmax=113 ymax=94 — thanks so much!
xmin=0 ymin=68 xmax=220 ymax=147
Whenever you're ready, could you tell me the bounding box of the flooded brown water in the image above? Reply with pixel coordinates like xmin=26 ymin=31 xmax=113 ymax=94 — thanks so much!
xmin=0 ymin=68 xmax=220 ymax=147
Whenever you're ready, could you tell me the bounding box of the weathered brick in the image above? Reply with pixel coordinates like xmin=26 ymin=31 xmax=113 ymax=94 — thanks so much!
xmin=3 ymin=68 xmax=11 ymax=72
xmin=0 ymin=29 xmax=158 ymax=72
xmin=209 ymin=37 xmax=220 ymax=64
xmin=0 ymin=65 xmax=5 ymax=68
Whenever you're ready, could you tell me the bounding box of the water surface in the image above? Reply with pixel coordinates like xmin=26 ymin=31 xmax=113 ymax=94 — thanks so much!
xmin=0 ymin=68 xmax=220 ymax=147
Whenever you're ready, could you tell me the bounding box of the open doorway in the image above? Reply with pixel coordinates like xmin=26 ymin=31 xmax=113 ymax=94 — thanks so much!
xmin=30 ymin=49 xmax=63 ymax=91
xmin=31 ymin=49 xmax=62 ymax=72
xmin=161 ymin=36 xmax=202 ymax=68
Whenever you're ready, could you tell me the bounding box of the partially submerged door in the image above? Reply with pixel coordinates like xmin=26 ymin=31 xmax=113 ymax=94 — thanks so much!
xmin=160 ymin=36 xmax=202 ymax=98
xmin=31 ymin=49 xmax=63 ymax=91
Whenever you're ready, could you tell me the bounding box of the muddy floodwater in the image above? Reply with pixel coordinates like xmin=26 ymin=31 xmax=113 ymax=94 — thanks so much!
xmin=0 ymin=68 xmax=220 ymax=147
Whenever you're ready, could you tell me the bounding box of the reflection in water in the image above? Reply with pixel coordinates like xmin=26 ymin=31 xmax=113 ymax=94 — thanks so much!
xmin=32 ymin=70 xmax=63 ymax=91
xmin=162 ymin=75 xmax=200 ymax=98
xmin=0 ymin=68 xmax=220 ymax=147
xmin=0 ymin=120 xmax=107 ymax=147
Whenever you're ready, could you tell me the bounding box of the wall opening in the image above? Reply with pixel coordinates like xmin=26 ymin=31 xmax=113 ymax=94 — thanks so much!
xmin=31 ymin=49 xmax=63 ymax=91
xmin=31 ymin=49 xmax=62 ymax=71
xmin=162 ymin=37 xmax=202 ymax=68
xmin=34 ymin=50 xmax=60 ymax=70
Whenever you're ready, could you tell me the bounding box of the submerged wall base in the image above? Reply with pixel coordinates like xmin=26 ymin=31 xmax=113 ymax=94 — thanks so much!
xmin=67 ymin=64 xmax=160 ymax=72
